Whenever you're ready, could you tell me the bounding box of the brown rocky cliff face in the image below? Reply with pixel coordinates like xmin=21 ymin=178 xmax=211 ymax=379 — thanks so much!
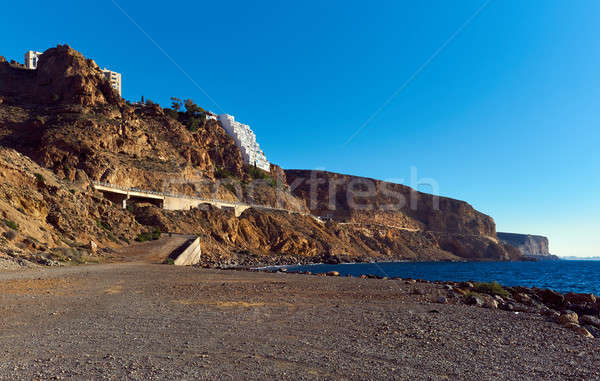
xmin=0 ymin=46 xmax=304 ymax=211
xmin=0 ymin=45 xmax=120 ymax=106
xmin=0 ymin=147 xmax=141 ymax=263
xmin=283 ymin=169 xmax=520 ymax=262
xmin=32 ymin=105 xmax=246 ymax=189
xmin=132 ymin=205 xmax=461 ymax=266
xmin=497 ymin=232 xmax=550 ymax=255
xmin=285 ymin=170 xmax=496 ymax=236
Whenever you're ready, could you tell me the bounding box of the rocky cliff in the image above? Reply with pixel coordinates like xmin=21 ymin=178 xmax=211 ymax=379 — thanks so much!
xmin=0 ymin=45 xmax=120 ymax=106
xmin=0 ymin=45 xmax=303 ymax=212
xmin=0 ymin=146 xmax=142 ymax=265
xmin=285 ymin=170 xmax=496 ymax=236
xmin=284 ymin=170 xmax=521 ymax=261
xmin=0 ymin=45 xmax=524 ymax=266
xmin=497 ymin=232 xmax=550 ymax=256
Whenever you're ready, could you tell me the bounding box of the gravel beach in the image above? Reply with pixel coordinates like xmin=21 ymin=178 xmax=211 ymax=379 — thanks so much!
xmin=0 ymin=263 xmax=598 ymax=380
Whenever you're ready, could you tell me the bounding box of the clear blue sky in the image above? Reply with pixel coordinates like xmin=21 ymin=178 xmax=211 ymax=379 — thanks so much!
xmin=2 ymin=1 xmax=599 ymax=256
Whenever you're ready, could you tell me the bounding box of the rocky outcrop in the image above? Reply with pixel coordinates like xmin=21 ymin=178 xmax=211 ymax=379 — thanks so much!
xmin=0 ymin=147 xmax=141 ymax=264
xmin=283 ymin=170 xmax=520 ymax=261
xmin=0 ymin=46 xmax=302 ymax=209
xmin=0 ymin=45 xmax=120 ymax=106
xmin=497 ymin=232 xmax=550 ymax=255
xmin=285 ymin=170 xmax=496 ymax=236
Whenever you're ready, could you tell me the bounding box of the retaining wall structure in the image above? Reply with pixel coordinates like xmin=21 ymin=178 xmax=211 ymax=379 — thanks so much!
xmin=173 ymin=237 xmax=202 ymax=266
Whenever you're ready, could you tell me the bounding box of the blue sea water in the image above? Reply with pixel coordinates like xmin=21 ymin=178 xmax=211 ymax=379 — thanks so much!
xmin=283 ymin=261 xmax=600 ymax=295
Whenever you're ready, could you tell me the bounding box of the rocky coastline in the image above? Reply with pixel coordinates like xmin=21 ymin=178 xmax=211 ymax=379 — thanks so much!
xmin=250 ymin=266 xmax=600 ymax=339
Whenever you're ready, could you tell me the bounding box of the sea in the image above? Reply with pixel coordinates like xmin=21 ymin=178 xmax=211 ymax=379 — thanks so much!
xmin=282 ymin=260 xmax=600 ymax=295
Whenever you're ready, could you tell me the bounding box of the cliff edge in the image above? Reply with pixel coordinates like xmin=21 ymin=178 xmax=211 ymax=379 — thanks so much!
xmin=497 ymin=232 xmax=550 ymax=256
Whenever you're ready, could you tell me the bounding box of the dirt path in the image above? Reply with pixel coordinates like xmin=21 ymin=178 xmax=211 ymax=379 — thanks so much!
xmin=108 ymin=234 xmax=193 ymax=263
xmin=0 ymin=264 xmax=598 ymax=380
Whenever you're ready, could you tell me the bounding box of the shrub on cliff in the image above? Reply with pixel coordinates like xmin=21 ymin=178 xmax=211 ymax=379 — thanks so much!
xmin=246 ymin=165 xmax=277 ymax=187
xmin=3 ymin=219 xmax=18 ymax=231
xmin=214 ymin=167 xmax=234 ymax=179
xmin=164 ymin=97 xmax=208 ymax=132
xmin=135 ymin=228 xmax=161 ymax=242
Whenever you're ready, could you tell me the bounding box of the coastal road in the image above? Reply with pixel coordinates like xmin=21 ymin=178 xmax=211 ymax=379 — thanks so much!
xmin=0 ymin=264 xmax=598 ymax=380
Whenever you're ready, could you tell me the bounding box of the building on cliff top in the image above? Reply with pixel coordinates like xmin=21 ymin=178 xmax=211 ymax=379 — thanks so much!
xmin=24 ymin=51 xmax=43 ymax=70
xmin=24 ymin=50 xmax=122 ymax=96
xmin=218 ymin=114 xmax=270 ymax=172
xmin=101 ymin=68 xmax=122 ymax=96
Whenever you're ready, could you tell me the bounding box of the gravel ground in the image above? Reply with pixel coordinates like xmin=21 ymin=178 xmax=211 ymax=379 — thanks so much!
xmin=0 ymin=264 xmax=598 ymax=380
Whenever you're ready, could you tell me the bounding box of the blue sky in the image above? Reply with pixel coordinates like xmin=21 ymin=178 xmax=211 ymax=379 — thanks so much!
xmin=2 ymin=1 xmax=599 ymax=256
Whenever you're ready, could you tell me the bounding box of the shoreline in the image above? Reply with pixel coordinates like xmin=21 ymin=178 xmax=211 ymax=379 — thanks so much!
xmin=247 ymin=263 xmax=600 ymax=339
xmin=0 ymin=262 xmax=598 ymax=379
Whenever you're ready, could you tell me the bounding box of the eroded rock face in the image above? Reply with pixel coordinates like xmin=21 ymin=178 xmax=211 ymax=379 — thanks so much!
xmin=284 ymin=170 xmax=496 ymax=236
xmin=0 ymin=147 xmax=141 ymax=262
xmin=0 ymin=45 xmax=120 ymax=106
xmin=284 ymin=170 xmax=521 ymax=261
xmin=130 ymin=203 xmax=521 ymax=266
xmin=497 ymin=232 xmax=550 ymax=255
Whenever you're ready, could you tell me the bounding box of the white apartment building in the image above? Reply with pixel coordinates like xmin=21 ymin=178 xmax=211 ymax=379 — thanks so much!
xmin=23 ymin=50 xmax=122 ymax=96
xmin=102 ymin=68 xmax=122 ymax=96
xmin=205 ymin=111 xmax=218 ymax=121
xmin=24 ymin=51 xmax=43 ymax=69
xmin=218 ymin=114 xmax=270 ymax=172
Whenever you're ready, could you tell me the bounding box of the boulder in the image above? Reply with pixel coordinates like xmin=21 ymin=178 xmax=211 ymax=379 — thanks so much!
xmin=564 ymin=302 xmax=599 ymax=317
xmin=326 ymin=271 xmax=340 ymax=277
xmin=580 ymin=315 xmax=600 ymax=329
xmin=483 ymin=299 xmax=498 ymax=309
xmin=584 ymin=325 xmax=600 ymax=338
xmin=515 ymin=293 xmax=533 ymax=305
xmin=558 ymin=311 xmax=579 ymax=325
xmin=542 ymin=308 xmax=561 ymax=321
xmin=465 ymin=295 xmax=484 ymax=307
xmin=563 ymin=323 xmax=594 ymax=338
xmin=88 ymin=240 xmax=98 ymax=254
xmin=537 ymin=289 xmax=565 ymax=307
xmin=565 ymin=292 xmax=596 ymax=305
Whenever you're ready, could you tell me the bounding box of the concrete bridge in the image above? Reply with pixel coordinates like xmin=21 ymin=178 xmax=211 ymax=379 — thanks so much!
xmin=92 ymin=182 xmax=294 ymax=217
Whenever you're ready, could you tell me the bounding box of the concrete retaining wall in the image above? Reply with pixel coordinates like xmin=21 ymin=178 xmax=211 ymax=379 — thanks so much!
xmin=173 ymin=237 xmax=202 ymax=266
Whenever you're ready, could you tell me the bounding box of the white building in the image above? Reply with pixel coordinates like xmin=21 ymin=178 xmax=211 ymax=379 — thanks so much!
xmin=205 ymin=111 xmax=218 ymax=121
xmin=102 ymin=68 xmax=122 ymax=96
xmin=218 ymin=114 xmax=270 ymax=172
xmin=24 ymin=51 xmax=43 ymax=70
